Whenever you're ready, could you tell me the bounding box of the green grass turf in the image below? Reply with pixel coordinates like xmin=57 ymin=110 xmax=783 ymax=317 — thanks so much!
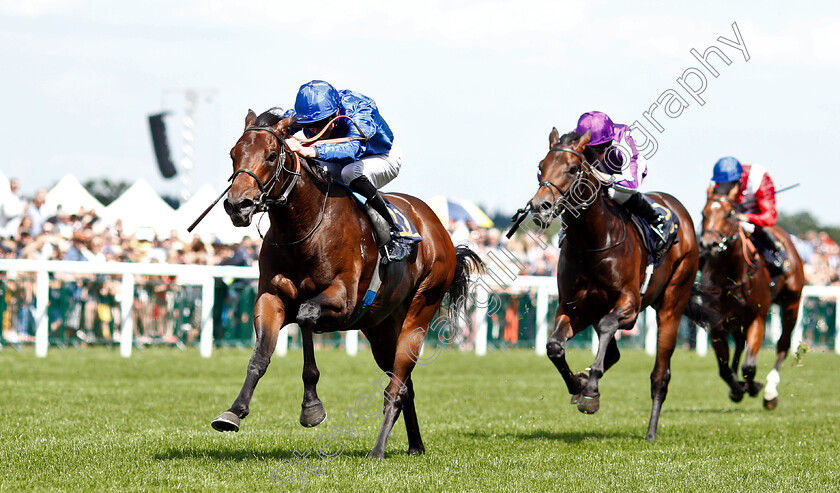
xmin=1 ymin=345 xmax=839 ymax=492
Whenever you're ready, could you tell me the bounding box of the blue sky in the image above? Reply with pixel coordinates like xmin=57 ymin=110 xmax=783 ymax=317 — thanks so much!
xmin=2 ymin=0 xmax=838 ymax=226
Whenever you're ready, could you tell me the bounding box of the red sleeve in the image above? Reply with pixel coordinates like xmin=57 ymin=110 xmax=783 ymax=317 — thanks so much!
xmin=745 ymin=174 xmax=777 ymax=226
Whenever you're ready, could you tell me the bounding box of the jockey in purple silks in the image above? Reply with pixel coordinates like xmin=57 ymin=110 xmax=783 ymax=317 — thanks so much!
xmin=575 ymin=111 xmax=667 ymax=243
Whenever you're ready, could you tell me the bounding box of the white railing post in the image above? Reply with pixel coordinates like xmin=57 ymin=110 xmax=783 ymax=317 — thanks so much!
xmin=35 ymin=270 xmax=50 ymax=358
xmin=275 ymin=323 xmax=290 ymax=356
xmin=345 ymin=329 xmax=358 ymax=356
xmin=590 ymin=329 xmax=598 ymax=355
xmin=535 ymin=285 xmax=549 ymax=356
xmin=474 ymin=284 xmax=488 ymax=356
xmin=696 ymin=325 xmax=708 ymax=357
xmin=200 ymin=276 xmax=215 ymax=358
xmin=835 ymin=296 xmax=840 ymax=355
xmin=119 ymin=274 xmax=135 ymax=358
xmin=644 ymin=307 xmax=657 ymax=356
xmin=791 ymin=298 xmax=805 ymax=353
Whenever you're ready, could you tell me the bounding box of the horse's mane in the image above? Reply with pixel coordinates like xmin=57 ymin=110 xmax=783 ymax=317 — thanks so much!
xmin=558 ymin=131 xmax=582 ymax=146
xmin=254 ymin=107 xmax=285 ymax=127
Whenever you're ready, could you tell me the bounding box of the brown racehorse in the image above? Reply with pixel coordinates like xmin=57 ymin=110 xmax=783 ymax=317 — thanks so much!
xmin=211 ymin=109 xmax=482 ymax=459
xmin=697 ymin=186 xmax=804 ymax=409
xmin=528 ymin=128 xmax=699 ymax=441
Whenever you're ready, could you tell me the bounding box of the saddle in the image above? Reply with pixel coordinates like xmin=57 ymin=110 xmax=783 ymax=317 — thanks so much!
xmin=334 ymin=181 xmax=423 ymax=249
xmin=628 ymin=200 xmax=680 ymax=268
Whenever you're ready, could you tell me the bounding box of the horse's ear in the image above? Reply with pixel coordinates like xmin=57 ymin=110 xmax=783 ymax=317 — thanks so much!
xmin=275 ymin=115 xmax=295 ymax=135
xmin=706 ymin=184 xmax=716 ymax=199
xmin=245 ymin=109 xmax=257 ymax=129
xmin=727 ymin=181 xmax=740 ymax=201
xmin=575 ymin=129 xmax=591 ymax=153
xmin=549 ymin=127 xmax=560 ymax=147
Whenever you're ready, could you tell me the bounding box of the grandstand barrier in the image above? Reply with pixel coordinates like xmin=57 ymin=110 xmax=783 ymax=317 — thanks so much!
xmin=0 ymin=259 xmax=837 ymax=357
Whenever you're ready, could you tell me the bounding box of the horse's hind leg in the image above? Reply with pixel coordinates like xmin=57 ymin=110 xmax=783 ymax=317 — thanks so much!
xmin=401 ymin=378 xmax=425 ymax=455
xmin=212 ymin=293 xmax=284 ymax=432
xmin=764 ymin=298 xmax=801 ymax=409
xmin=743 ymin=316 xmax=766 ymax=398
xmin=367 ymin=300 xmax=441 ymax=459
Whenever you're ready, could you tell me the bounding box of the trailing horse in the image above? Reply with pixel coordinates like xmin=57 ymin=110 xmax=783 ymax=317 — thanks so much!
xmin=211 ymin=109 xmax=483 ymax=459
xmin=526 ymin=128 xmax=699 ymax=441
xmin=694 ymin=185 xmax=805 ymax=409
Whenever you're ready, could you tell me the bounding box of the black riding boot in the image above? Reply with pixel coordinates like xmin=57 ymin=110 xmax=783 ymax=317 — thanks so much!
xmin=752 ymin=227 xmax=785 ymax=275
xmin=348 ymin=176 xmax=409 ymax=262
xmin=624 ymin=192 xmax=667 ymax=244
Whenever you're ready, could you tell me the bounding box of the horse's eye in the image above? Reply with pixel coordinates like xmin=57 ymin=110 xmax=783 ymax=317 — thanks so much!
xmin=569 ymin=165 xmax=580 ymax=174
xmin=268 ymin=152 xmax=277 ymax=163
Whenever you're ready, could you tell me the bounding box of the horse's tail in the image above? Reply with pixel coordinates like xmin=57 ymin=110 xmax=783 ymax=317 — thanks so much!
xmin=446 ymin=244 xmax=485 ymax=327
xmin=683 ymin=283 xmax=721 ymax=329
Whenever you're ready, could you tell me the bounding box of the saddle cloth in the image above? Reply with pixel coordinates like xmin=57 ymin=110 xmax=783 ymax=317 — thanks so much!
xmin=629 ymin=200 xmax=680 ymax=268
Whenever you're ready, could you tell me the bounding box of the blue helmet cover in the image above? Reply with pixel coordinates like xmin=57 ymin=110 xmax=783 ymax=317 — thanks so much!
xmin=712 ymin=156 xmax=743 ymax=183
xmin=293 ymin=80 xmax=339 ymax=124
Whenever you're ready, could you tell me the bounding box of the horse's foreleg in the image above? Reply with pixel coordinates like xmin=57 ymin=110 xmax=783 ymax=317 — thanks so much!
xmin=578 ymin=301 xmax=636 ymax=415
xmin=743 ymin=315 xmax=766 ymax=398
xmin=546 ymin=314 xmax=584 ymax=397
xmin=212 ymin=292 xmax=284 ymax=432
xmin=298 ymin=327 xmax=326 ymax=427
xmin=764 ymin=298 xmax=801 ymax=409
xmin=295 ymin=285 xmax=349 ymax=428
xmin=710 ymin=328 xmax=745 ymax=401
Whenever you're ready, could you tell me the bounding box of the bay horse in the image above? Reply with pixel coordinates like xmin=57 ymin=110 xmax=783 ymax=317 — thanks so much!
xmin=697 ymin=185 xmax=804 ymax=409
xmin=528 ymin=128 xmax=699 ymax=441
xmin=211 ymin=109 xmax=482 ymax=459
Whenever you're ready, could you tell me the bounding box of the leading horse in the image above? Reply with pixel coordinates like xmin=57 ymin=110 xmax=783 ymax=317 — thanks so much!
xmin=211 ymin=109 xmax=482 ymax=459
xmin=696 ymin=185 xmax=804 ymax=408
xmin=527 ymin=128 xmax=699 ymax=441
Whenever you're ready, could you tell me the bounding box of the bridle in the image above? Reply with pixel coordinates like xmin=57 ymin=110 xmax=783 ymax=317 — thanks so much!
xmin=537 ymin=146 xmax=601 ymax=219
xmin=701 ymin=199 xmax=760 ymax=270
xmin=229 ymin=126 xmax=301 ymax=210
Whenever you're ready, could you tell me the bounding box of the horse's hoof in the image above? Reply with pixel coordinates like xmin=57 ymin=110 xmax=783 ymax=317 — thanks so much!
xmin=300 ymin=403 xmax=327 ymax=428
xmin=644 ymin=432 xmax=657 ymax=442
xmin=577 ymin=395 xmax=600 ymax=414
xmin=211 ymin=411 xmax=240 ymax=432
xmin=763 ymin=397 xmax=779 ymax=410
xmin=747 ymin=382 xmax=764 ymax=397
xmin=728 ymin=388 xmax=745 ymax=403
xmin=570 ymin=393 xmax=581 ymax=405
xmin=367 ymin=450 xmax=385 ymax=460
xmin=408 ymin=446 xmax=426 ymax=455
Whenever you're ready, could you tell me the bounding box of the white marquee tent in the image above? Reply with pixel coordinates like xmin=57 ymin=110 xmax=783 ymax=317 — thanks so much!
xmin=45 ymin=174 xmax=105 ymax=216
xmin=102 ymin=178 xmax=177 ymax=235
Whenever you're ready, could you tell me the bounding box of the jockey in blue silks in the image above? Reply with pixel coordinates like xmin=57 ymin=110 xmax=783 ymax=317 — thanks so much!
xmin=283 ymin=80 xmax=409 ymax=262
xmin=575 ymin=111 xmax=667 ymax=244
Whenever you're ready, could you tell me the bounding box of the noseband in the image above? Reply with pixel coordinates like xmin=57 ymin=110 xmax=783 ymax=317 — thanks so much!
xmin=230 ymin=126 xmax=301 ymax=209
xmin=702 ymin=208 xmax=739 ymax=253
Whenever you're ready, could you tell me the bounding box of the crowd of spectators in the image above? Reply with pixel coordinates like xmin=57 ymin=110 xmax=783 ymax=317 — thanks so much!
xmin=1 ymin=177 xmax=839 ymax=349
xmin=0 ymin=178 xmax=261 ymax=267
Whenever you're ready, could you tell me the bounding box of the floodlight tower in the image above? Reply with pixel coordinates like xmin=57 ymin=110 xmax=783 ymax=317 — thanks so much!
xmin=180 ymin=89 xmax=196 ymax=202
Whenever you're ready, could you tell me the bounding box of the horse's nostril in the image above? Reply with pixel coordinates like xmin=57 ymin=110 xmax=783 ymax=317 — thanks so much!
xmin=240 ymin=199 xmax=255 ymax=210
xmin=223 ymin=199 xmax=234 ymax=214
